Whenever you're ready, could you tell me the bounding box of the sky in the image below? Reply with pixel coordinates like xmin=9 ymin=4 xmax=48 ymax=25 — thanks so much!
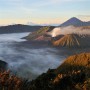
xmin=0 ymin=0 xmax=90 ymax=25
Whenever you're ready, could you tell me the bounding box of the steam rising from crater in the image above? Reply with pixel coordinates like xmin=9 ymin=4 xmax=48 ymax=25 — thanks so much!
xmin=48 ymin=26 xmax=90 ymax=37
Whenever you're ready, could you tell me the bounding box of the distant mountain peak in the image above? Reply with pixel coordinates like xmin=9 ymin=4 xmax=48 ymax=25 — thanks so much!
xmin=68 ymin=17 xmax=82 ymax=22
xmin=60 ymin=17 xmax=83 ymax=27
xmin=70 ymin=17 xmax=81 ymax=20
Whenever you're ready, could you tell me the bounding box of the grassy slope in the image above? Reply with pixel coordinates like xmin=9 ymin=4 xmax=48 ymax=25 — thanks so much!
xmin=25 ymin=26 xmax=54 ymax=40
xmin=56 ymin=53 xmax=90 ymax=74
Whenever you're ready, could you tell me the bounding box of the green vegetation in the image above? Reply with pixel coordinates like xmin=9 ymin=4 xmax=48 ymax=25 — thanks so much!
xmin=25 ymin=26 xmax=54 ymax=40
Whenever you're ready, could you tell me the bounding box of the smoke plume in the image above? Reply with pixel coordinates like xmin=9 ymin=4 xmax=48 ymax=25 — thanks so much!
xmin=48 ymin=26 xmax=90 ymax=37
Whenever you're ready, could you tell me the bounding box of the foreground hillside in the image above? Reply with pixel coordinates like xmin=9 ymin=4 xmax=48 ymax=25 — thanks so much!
xmin=0 ymin=53 xmax=90 ymax=90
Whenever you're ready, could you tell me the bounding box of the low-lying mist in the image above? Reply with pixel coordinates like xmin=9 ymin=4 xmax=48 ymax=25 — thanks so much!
xmin=0 ymin=32 xmax=66 ymax=80
xmin=0 ymin=32 xmax=89 ymax=80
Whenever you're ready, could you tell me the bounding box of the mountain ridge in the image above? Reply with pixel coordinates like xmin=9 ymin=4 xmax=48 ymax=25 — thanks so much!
xmin=0 ymin=24 xmax=47 ymax=34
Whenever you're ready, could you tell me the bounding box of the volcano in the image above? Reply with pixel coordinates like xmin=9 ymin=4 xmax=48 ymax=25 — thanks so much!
xmin=60 ymin=17 xmax=90 ymax=27
xmin=52 ymin=34 xmax=90 ymax=47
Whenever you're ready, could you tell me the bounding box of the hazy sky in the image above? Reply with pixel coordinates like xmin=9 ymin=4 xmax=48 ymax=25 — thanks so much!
xmin=0 ymin=0 xmax=90 ymax=25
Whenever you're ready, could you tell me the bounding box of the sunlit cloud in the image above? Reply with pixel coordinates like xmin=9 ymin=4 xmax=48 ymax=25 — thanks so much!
xmin=77 ymin=15 xmax=90 ymax=21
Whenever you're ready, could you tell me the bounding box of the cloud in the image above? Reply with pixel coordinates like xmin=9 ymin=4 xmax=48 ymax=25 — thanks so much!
xmin=77 ymin=15 xmax=90 ymax=21
xmin=78 ymin=15 xmax=90 ymax=18
xmin=35 ymin=0 xmax=89 ymax=7
xmin=1 ymin=0 xmax=88 ymax=9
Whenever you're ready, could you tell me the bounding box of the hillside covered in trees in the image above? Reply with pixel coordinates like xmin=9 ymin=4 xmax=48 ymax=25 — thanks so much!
xmin=0 ymin=24 xmax=50 ymax=34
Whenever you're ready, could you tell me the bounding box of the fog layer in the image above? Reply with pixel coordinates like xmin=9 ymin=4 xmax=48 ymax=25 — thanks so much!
xmin=0 ymin=33 xmax=65 ymax=80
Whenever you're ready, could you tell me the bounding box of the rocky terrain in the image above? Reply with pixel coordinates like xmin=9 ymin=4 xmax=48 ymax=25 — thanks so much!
xmin=52 ymin=34 xmax=90 ymax=48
